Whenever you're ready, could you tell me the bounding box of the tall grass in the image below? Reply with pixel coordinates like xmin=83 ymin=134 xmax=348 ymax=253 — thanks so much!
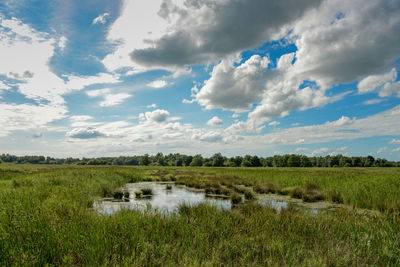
xmin=0 ymin=164 xmax=399 ymax=265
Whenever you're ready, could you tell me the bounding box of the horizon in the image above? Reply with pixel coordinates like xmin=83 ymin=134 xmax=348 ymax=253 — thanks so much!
xmin=1 ymin=0 xmax=400 ymax=160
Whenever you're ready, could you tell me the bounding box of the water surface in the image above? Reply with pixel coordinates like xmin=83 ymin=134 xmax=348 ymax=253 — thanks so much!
xmin=94 ymin=182 xmax=231 ymax=215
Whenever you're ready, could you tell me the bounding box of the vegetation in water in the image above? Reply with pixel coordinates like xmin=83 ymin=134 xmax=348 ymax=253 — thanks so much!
xmin=0 ymin=163 xmax=399 ymax=266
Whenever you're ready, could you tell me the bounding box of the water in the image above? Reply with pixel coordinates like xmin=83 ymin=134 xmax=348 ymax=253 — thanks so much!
xmin=94 ymin=182 xmax=231 ymax=215
xmin=94 ymin=182 xmax=334 ymax=215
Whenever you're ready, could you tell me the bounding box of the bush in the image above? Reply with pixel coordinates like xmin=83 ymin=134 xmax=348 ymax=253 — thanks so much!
xmin=141 ymin=188 xmax=153 ymax=195
xmin=113 ymin=191 xmax=124 ymax=199
xmin=244 ymin=190 xmax=254 ymax=200
xmin=230 ymin=194 xmax=242 ymax=205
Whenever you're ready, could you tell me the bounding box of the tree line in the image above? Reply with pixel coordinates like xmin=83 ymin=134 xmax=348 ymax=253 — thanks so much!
xmin=1 ymin=153 xmax=399 ymax=167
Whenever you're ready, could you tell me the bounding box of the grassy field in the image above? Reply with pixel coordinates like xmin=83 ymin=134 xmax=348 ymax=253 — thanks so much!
xmin=0 ymin=164 xmax=399 ymax=266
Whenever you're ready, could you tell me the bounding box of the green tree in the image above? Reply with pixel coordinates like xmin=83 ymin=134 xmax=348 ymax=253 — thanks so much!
xmin=212 ymin=153 xmax=224 ymax=167
xmin=287 ymin=155 xmax=301 ymax=167
xmin=190 ymin=155 xmax=204 ymax=166
xmin=140 ymin=154 xmax=150 ymax=166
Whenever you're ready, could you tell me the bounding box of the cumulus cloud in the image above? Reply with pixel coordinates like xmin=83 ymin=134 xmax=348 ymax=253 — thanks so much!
xmin=207 ymin=116 xmax=223 ymax=126
xmin=143 ymin=109 xmax=170 ymax=123
xmin=192 ymin=131 xmax=223 ymax=143
xmin=66 ymin=127 xmax=106 ymax=139
xmin=92 ymin=13 xmax=110 ymax=25
xmin=129 ymin=0 xmax=322 ymax=67
xmin=147 ymin=80 xmax=168 ymax=88
xmin=358 ymin=69 xmax=397 ymax=94
xmin=195 ymin=55 xmax=271 ymax=111
xmin=291 ymin=0 xmax=400 ymax=90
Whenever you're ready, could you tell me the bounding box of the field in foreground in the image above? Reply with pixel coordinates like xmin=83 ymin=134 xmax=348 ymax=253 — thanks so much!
xmin=0 ymin=164 xmax=399 ymax=266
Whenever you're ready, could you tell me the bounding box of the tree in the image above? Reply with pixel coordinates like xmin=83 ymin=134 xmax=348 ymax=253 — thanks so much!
xmin=300 ymin=156 xmax=312 ymax=167
xmin=190 ymin=155 xmax=203 ymax=166
xmin=250 ymin=156 xmax=262 ymax=167
xmin=140 ymin=154 xmax=150 ymax=166
xmin=287 ymin=155 xmax=301 ymax=167
xmin=212 ymin=153 xmax=224 ymax=167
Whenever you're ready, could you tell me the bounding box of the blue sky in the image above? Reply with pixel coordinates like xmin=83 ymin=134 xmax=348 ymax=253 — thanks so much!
xmin=0 ymin=0 xmax=400 ymax=160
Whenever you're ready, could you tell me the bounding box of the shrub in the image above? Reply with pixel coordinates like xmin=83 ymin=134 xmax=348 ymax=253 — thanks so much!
xmin=290 ymin=187 xmax=303 ymax=199
xmin=135 ymin=191 xmax=143 ymax=197
xmin=113 ymin=191 xmax=124 ymax=199
xmin=328 ymin=190 xmax=344 ymax=204
xmin=141 ymin=188 xmax=153 ymax=195
xmin=244 ymin=190 xmax=254 ymax=200
xmin=166 ymin=184 xmax=172 ymax=190
xmin=230 ymin=194 xmax=242 ymax=205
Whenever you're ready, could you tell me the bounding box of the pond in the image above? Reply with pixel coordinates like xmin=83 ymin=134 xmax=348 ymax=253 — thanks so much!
xmin=94 ymin=182 xmax=343 ymax=215
xmin=94 ymin=182 xmax=231 ymax=215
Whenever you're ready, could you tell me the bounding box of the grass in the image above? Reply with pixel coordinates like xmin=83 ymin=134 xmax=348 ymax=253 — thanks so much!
xmin=0 ymin=164 xmax=399 ymax=265
xmin=141 ymin=188 xmax=153 ymax=195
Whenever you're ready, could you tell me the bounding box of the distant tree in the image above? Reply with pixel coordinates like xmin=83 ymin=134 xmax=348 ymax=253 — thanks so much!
xmin=250 ymin=156 xmax=262 ymax=167
xmin=212 ymin=153 xmax=224 ymax=167
xmin=287 ymin=155 xmax=301 ymax=167
xmin=241 ymin=159 xmax=252 ymax=167
xmin=140 ymin=154 xmax=150 ymax=166
xmin=190 ymin=155 xmax=204 ymax=166
xmin=300 ymin=156 xmax=312 ymax=167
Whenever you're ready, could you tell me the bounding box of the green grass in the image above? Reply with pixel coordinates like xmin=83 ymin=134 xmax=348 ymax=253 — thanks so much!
xmin=0 ymin=164 xmax=399 ymax=265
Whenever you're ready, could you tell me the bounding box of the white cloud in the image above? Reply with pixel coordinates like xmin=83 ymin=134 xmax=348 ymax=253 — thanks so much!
xmin=295 ymin=147 xmax=309 ymax=152
xmin=86 ymin=89 xmax=131 ymax=107
xmin=92 ymin=13 xmax=110 ymax=25
xmin=207 ymin=116 xmax=223 ymax=126
xmin=58 ymin=36 xmax=67 ymax=51
xmin=241 ymin=105 xmax=400 ymax=147
xmin=86 ymin=88 xmax=111 ymax=98
xmin=393 ymin=147 xmax=400 ymax=152
xmin=99 ymin=93 xmax=131 ymax=107
xmin=311 ymin=147 xmax=330 ymax=156
xmin=268 ymin=121 xmax=280 ymax=127
xmin=331 ymin=116 xmax=355 ymax=126
xmin=192 ymin=131 xmax=223 ymax=143
xmin=390 ymin=139 xmax=400 ymax=145
xmin=147 ymin=103 xmax=157 ymax=108
xmin=358 ymin=68 xmax=397 ymax=94
xmin=362 ymin=99 xmax=385 ymax=105
xmin=377 ymin=147 xmax=387 ymax=154
xmin=0 ymin=103 xmax=66 ymax=137
xmin=195 ymin=55 xmax=271 ymax=111
xmin=70 ymin=115 xmax=94 ymax=121
xmin=128 ymin=0 xmax=321 ymax=68
xmin=66 ymin=127 xmax=106 ymax=139
xmin=147 ymin=80 xmax=168 ymax=88
xmin=380 ymin=81 xmax=400 ymax=98
xmin=143 ymin=109 xmax=170 ymax=123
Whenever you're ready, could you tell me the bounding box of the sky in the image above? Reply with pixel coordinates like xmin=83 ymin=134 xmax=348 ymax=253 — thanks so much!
xmin=0 ymin=0 xmax=400 ymax=160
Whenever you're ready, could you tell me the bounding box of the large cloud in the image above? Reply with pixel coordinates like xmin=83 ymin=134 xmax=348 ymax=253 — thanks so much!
xmin=290 ymin=0 xmax=400 ymax=89
xmin=129 ymin=0 xmax=322 ymax=67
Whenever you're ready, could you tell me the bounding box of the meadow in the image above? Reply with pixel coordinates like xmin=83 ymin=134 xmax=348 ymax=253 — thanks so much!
xmin=0 ymin=164 xmax=399 ymax=266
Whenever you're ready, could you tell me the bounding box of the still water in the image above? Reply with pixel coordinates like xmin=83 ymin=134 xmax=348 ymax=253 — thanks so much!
xmin=94 ymin=182 xmax=231 ymax=215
